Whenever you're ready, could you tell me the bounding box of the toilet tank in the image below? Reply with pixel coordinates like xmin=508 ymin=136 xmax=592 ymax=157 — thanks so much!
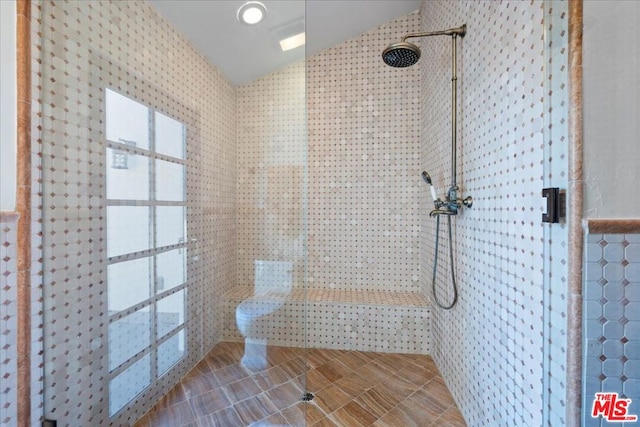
xmin=254 ymin=260 xmax=293 ymax=296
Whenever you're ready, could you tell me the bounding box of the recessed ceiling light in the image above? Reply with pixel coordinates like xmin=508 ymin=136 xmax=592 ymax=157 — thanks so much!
xmin=279 ymin=32 xmax=305 ymax=52
xmin=237 ymin=1 xmax=267 ymax=25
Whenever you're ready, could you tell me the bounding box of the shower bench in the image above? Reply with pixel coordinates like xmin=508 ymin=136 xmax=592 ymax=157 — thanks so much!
xmin=222 ymin=285 xmax=431 ymax=354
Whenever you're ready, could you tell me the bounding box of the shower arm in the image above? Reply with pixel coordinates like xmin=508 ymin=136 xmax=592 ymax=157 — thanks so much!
xmin=400 ymin=25 xmax=467 ymax=42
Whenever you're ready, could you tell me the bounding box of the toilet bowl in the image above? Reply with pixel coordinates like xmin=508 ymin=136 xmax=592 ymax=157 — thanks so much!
xmin=236 ymin=260 xmax=293 ymax=370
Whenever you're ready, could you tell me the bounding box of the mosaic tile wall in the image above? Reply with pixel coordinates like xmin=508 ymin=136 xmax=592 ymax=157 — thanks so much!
xmin=0 ymin=213 xmax=19 ymax=427
xmin=236 ymin=61 xmax=307 ymax=288
xmin=306 ymin=11 xmax=422 ymax=294
xmin=584 ymin=233 xmax=640 ymax=427
xmin=28 ymin=1 xmax=572 ymax=425
xmin=420 ymin=1 xmax=547 ymax=426
xmin=35 ymin=1 xmax=236 ymax=425
xmin=233 ymin=12 xmax=428 ymax=354
xmin=239 ymin=10 xmax=423 ymax=294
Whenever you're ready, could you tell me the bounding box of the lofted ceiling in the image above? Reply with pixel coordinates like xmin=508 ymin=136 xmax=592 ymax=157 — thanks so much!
xmin=150 ymin=0 xmax=422 ymax=86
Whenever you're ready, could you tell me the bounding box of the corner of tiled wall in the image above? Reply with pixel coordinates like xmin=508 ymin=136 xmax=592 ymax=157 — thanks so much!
xmin=233 ymin=11 xmax=431 ymax=355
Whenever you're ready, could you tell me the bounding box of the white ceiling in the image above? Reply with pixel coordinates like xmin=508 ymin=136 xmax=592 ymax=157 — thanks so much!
xmin=150 ymin=0 xmax=422 ymax=86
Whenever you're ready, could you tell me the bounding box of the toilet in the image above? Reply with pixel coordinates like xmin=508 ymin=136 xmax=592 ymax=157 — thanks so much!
xmin=235 ymin=260 xmax=293 ymax=370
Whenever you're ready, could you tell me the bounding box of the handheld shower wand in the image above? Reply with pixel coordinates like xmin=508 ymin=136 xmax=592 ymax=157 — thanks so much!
xmin=421 ymin=171 xmax=439 ymax=203
xmin=423 ymin=171 xmax=459 ymax=217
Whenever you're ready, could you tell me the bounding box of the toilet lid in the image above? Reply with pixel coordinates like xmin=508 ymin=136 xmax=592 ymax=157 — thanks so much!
xmin=236 ymin=297 xmax=285 ymax=318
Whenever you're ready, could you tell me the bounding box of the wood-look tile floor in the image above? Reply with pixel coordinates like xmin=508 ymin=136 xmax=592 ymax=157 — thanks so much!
xmin=134 ymin=342 xmax=466 ymax=427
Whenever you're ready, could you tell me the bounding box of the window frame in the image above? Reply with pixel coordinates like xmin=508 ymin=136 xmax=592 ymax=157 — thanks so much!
xmin=104 ymin=88 xmax=188 ymax=417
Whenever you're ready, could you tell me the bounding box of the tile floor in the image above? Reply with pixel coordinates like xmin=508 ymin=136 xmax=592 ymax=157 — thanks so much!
xmin=133 ymin=342 xmax=466 ymax=426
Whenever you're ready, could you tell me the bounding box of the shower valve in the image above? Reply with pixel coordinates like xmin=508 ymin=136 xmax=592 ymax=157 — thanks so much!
xmin=448 ymin=186 xmax=459 ymax=212
xmin=430 ymin=186 xmax=473 ymax=216
xmin=422 ymin=172 xmax=472 ymax=216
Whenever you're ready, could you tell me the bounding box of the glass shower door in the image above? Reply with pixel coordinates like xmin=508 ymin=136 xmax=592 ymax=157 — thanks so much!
xmin=39 ymin=3 xmax=204 ymax=424
xmin=38 ymin=0 xmax=309 ymax=425
xmin=542 ymin=1 xmax=570 ymax=425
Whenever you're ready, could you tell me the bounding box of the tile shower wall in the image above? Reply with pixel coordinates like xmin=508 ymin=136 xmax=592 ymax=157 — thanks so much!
xmin=234 ymin=12 xmax=428 ymax=353
xmin=307 ymin=12 xmax=422 ymax=294
xmin=236 ymin=61 xmax=307 ymax=287
xmin=238 ymin=11 xmax=422 ymax=293
xmin=35 ymin=1 xmax=236 ymax=425
xmin=420 ymin=1 xmax=546 ymax=426
xmin=584 ymin=233 xmax=640 ymax=427
xmin=0 ymin=213 xmax=19 ymax=427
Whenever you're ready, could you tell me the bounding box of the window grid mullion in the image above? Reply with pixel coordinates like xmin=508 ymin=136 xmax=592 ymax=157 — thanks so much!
xmin=107 ymin=282 xmax=187 ymax=325
xmin=106 ymin=139 xmax=186 ymax=165
xmin=149 ymin=109 xmax=159 ymax=381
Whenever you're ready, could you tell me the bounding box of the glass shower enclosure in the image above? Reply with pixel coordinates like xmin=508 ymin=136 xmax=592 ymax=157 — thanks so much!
xmin=38 ymin=0 xmax=307 ymax=424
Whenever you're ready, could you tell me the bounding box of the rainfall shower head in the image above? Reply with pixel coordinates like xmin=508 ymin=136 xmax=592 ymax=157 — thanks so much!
xmin=382 ymin=24 xmax=466 ymax=68
xmin=382 ymin=41 xmax=421 ymax=68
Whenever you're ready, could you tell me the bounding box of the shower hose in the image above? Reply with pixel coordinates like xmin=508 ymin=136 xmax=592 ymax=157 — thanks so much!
xmin=432 ymin=213 xmax=458 ymax=309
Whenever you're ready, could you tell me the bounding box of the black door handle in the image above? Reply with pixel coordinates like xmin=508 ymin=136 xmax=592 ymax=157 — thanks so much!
xmin=542 ymin=187 xmax=562 ymax=223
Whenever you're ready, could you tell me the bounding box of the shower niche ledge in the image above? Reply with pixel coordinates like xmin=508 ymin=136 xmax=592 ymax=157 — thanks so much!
xmin=222 ymin=285 xmax=431 ymax=354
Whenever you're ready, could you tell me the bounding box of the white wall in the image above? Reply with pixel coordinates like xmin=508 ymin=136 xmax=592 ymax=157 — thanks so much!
xmin=583 ymin=1 xmax=640 ymax=218
xmin=0 ymin=0 xmax=17 ymax=211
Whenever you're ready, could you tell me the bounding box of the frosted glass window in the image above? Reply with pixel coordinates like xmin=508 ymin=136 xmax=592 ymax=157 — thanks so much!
xmin=157 ymin=290 xmax=185 ymax=338
xmin=106 ymin=206 xmax=150 ymax=257
xmin=156 ymin=206 xmax=185 ymax=248
xmin=155 ymin=111 xmax=185 ymax=159
xmin=109 ymin=354 xmax=151 ymax=416
xmin=106 ymin=89 xmax=188 ymax=416
xmin=108 ymin=258 xmax=151 ymax=312
xmin=155 ymin=159 xmax=185 ymax=201
xmin=156 ymin=249 xmax=186 ymax=293
xmin=106 ymin=89 xmax=149 ymax=150
xmin=109 ymin=307 xmax=151 ymax=371
xmin=106 ymin=148 xmax=149 ymax=200
xmin=158 ymin=330 xmax=185 ymax=376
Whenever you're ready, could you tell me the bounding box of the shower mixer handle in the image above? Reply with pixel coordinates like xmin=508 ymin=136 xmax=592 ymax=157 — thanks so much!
xmin=431 ymin=185 xmax=473 ymax=215
xmin=444 ymin=185 xmax=462 ymax=214
xmin=448 ymin=185 xmax=459 ymax=209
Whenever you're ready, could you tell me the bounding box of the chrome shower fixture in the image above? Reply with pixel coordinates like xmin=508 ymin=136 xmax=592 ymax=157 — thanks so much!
xmin=382 ymin=25 xmax=466 ymax=68
xmin=430 ymin=185 xmax=473 ymax=218
xmin=384 ymin=24 xmax=472 ymax=217
xmin=422 ymin=171 xmax=472 ymax=217
xmin=386 ymin=25 xmax=473 ymax=310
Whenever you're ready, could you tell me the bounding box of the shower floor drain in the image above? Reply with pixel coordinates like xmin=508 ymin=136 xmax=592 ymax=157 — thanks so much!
xmin=301 ymin=392 xmax=315 ymax=402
